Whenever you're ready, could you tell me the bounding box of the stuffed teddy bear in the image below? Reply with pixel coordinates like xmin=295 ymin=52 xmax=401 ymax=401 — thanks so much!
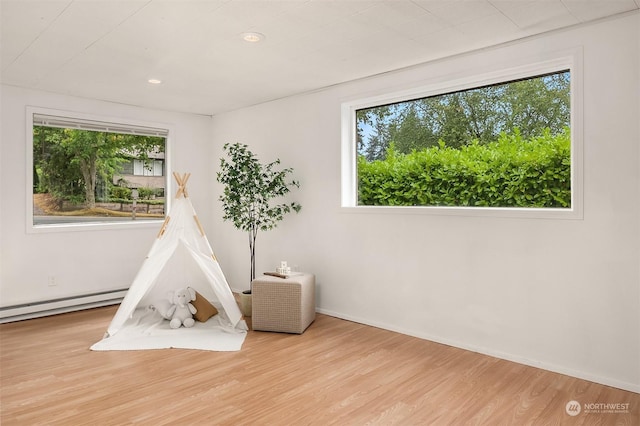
xmin=166 ymin=287 xmax=197 ymax=329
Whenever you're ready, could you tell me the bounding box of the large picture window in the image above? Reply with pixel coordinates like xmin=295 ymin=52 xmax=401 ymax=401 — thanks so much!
xmin=341 ymin=55 xmax=582 ymax=218
xmin=28 ymin=108 xmax=169 ymax=229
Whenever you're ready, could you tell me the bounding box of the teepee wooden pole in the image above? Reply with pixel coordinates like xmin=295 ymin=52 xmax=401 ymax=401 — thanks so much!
xmin=173 ymin=172 xmax=191 ymax=198
xmin=193 ymin=215 xmax=205 ymax=237
xmin=157 ymin=216 xmax=171 ymax=238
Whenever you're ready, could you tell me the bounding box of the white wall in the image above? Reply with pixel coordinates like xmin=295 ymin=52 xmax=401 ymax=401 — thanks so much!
xmin=211 ymin=14 xmax=639 ymax=392
xmin=0 ymin=85 xmax=214 ymax=307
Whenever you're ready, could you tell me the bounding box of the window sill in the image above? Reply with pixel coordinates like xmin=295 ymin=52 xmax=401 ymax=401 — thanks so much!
xmin=28 ymin=219 xmax=165 ymax=234
xmin=340 ymin=205 xmax=583 ymax=220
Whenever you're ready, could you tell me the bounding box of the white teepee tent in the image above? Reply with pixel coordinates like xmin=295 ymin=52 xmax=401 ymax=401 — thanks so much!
xmin=91 ymin=173 xmax=246 ymax=351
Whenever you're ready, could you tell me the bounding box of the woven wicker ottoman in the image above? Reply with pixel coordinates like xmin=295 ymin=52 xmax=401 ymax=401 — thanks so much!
xmin=251 ymin=273 xmax=316 ymax=334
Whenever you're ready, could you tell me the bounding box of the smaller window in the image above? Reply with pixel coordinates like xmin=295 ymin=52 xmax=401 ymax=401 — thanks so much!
xmin=29 ymin=108 xmax=170 ymax=229
xmin=133 ymin=159 xmax=164 ymax=176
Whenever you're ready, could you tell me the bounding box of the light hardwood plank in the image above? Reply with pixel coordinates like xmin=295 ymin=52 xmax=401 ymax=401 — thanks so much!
xmin=1 ymin=306 xmax=638 ymax=425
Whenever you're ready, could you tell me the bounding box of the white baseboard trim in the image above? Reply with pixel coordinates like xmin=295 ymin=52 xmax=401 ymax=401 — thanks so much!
xmin=0 ymin=289 xmax=127 ymax=323
xmin=316 ymin=307 xmax=640 ymax=394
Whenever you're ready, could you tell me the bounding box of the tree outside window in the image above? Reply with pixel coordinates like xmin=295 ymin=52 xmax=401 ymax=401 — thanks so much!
xmin=355 ymin=70 xmax=571 ymax=208
xmin=32 ymin=114 xmax=167 ymax=226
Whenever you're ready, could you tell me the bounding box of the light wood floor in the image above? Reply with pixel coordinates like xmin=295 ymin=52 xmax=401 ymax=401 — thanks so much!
xmin=1 ymin=306 xmax=638 ymax=425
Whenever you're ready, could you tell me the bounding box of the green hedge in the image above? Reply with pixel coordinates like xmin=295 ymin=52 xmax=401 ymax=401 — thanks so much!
xmin=108 ymin=186 xmax=163 ymax=202
xmin=109 ymin=186 xmax=132 ymax=200
xmin=357 ymin=129 xmax=571 ymax=208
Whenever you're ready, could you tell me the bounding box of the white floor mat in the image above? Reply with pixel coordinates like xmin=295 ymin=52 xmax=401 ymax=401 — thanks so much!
xmin=91 ymin=308 xmax=247 ymax=352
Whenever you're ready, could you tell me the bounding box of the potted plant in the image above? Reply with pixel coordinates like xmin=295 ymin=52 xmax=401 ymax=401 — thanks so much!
xmin=217 ymin=142 xmax=301 ymax=316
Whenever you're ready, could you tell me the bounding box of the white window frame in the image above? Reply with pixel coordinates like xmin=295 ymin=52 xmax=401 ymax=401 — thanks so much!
xmin=341 ymin=51 xmax=583 ymax=219
xmin=27 ymin=106 xmax=173 ymax=233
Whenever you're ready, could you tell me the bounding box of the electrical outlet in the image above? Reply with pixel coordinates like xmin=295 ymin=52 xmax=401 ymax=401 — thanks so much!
xmin=48 ymin=276 xmax=57 ymax=286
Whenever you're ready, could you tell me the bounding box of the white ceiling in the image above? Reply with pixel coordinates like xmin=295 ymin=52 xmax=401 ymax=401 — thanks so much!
xmin=1 ymin=0 xmax=638 ymax=116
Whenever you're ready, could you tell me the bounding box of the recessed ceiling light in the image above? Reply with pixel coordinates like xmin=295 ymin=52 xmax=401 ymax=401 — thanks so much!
xmin=241 ymin=32 xmax=265 ymax=43
xmin=148 ymin=78 xmax=162 ymax=84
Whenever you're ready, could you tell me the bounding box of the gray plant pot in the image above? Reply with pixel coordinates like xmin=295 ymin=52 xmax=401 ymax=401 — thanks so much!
xmin=239 ymin=290 xmax=252 ymax=317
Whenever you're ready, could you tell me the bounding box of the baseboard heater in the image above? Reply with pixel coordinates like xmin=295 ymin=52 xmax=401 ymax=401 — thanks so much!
xmin=0 ymin=289 xmax=127 ymax=324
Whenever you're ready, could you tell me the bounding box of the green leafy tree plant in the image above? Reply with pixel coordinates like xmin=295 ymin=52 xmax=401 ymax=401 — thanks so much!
xmin=356 ymin=70 xmax=570 ymax=160
xmin=33 ymin=126 xmax=165 ymax=208
xmin=217 ymin=143 xmax=301 ymax=291
xmin=357 ymin=128 xmax=571 ymax=208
